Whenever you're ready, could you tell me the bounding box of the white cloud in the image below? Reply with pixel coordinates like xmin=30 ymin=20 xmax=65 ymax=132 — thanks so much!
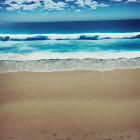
xmin=65 ymin=0 xmax=75 ymax=2
xmin=111 ymin=0 xmax=122 ymax=1
xmin=5 ymin=0 xmax=41 ymax=11
xmin=75 ymin=0 xmax=85 ymax=7
xmin=85 ymin=0 xmax=96 ymax=6
xmin=126 ymin=0 xmax=136 ymax=2
xmin=6 ymin=3 xmax=22 ymax=11
xmin=3 ymin=0 xmax=108 ymax=11
xmin=98 ymin=3 xmax=108 ymax=7
xmin=44 ymin=0 xmax=67 ymax=10
xmin=23 ymin=2 xmax=41 ymax=10
xmin=126 ymin=0 xmax=140 ymax=2
xmin=75 ymin=0 xmax=108 ymax=9
xmin=75 ymin=9 xmax=81 ymax=12
xmin=6 ymin=7 xmax=14 ymax=11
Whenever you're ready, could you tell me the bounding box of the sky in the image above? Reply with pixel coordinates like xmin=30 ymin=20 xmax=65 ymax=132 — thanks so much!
xmin=0 ymin=0 xmax=140 ymax=22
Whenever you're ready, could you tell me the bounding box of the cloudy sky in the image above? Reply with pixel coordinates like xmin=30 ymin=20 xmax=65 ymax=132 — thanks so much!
xmin=0 ymin=0 xmax=140 ymax=22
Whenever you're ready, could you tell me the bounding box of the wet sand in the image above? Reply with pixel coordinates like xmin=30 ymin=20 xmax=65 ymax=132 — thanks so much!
xmin=0 ymin=69 xmax=140 ymax=140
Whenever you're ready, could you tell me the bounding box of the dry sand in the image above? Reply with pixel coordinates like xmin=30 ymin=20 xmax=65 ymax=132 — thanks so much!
xmin=0 ymin=69 xmax=140 ymax=140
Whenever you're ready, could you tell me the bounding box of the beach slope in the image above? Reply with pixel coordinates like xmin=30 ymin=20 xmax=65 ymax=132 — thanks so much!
xmin=0 ymin=69 xmax=140 ymax=140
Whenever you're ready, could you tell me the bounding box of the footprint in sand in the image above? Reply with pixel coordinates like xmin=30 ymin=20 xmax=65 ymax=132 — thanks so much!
xmin=119 ymin=136 xmax=123 ymax=139
xmin=82 ymin=134 xmax=88 ymax=137
xmin=121 ymin=130 xmax=125 ymax=133
xmin=127 ymin=135 xmax=131 ymax=138
xmin=71 ymin=133 xmax=75 ymax=136
xmin=41 ymin=130 xmax=45 ymax=133
xmin=91 ymin=131 xmax=95 ymax=134
xmin=52 ymin=133 xmax=57 ymax=136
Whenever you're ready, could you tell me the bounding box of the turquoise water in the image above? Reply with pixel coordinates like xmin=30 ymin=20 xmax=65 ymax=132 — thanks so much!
xmin=0 ymin=35 xmax=140 ymax=72
xmin=0 ymin=39 xmax=140 ymax=54
xmin=0 ymin=20 xmax=140 ymax=72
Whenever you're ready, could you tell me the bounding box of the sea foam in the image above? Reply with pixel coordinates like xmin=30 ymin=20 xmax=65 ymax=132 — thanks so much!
xmin=0 ymin=58 xmax=140 ymax=73
xmin=0 ymin=32 xmax=140 ymax=41
xmin=0 ymin=51 xmax=140 ymax=72
xmin=0 ymin=33 xmax=140 ymax=72
xmin=0 ymin=51 xmax=140 ymax=61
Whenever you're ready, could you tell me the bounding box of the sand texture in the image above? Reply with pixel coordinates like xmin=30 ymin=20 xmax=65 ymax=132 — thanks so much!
xmin=0 ymin=69 xmax=140 ymax=140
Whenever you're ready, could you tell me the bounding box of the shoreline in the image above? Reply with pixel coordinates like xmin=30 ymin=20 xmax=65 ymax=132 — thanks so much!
xmin=0 ymin=67 xmax=140 ymax=73
xmin=0 ymin=69 xmax=140 ymax=140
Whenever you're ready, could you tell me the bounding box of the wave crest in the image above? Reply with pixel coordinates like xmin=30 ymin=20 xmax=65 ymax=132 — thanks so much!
xmin=0 ymin=32 xmax=140 ymax=41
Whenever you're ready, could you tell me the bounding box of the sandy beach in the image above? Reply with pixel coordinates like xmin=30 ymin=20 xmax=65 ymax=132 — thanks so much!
xmin=0 ymin=69 xmax=140 ymax=140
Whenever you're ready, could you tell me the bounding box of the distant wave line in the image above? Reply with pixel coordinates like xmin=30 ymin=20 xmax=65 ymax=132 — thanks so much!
xmin=0 ymin=32 xmax=140 ymax=41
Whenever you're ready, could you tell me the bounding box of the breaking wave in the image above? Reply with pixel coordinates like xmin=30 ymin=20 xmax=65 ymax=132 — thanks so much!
xmin=0 ymin=58 xmax=140 ymax=73
xmin=0 ymin=51 xmax=140 ymax=72
xmin=0 ymin=51 xmax=140 ymax=61
xmin=0 ymin=32 xmax=140 ymax=41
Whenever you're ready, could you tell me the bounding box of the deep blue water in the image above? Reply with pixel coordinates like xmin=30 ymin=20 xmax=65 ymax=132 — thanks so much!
xmin=0 ymin=19 xmax=140 ymax=34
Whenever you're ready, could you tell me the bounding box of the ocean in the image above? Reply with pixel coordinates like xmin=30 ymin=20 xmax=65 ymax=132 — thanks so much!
xmin=0 ymin=20 xmax=140 ymax=72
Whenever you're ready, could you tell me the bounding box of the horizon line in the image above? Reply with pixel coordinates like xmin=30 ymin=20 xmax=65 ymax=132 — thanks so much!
xmin=0 ymin=19 xmax=140 ymax=23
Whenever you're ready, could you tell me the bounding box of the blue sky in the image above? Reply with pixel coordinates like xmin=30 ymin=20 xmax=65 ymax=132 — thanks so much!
xmin=0 ymin=0 xmax=140 ymax=22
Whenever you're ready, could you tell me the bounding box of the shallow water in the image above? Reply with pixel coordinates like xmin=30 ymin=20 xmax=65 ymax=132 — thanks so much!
xmin=0 ymin=34 xmax=140 ymax=72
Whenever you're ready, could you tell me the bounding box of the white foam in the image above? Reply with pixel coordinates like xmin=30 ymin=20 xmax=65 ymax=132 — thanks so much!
xmin=0 ymin=51 xmax=140 ymax=61
xmin=0 ymin=32 xmax=140 ymax=40
xmin=0 ymin=58 xmax=140 ymax=73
